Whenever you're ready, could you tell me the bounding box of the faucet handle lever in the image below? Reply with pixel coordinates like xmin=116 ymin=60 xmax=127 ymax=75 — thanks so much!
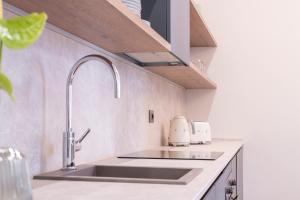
xmin=77 ymin=128 xmax=91 ymax=144
xmin=75 ymin=128 xmax=91 ymax=152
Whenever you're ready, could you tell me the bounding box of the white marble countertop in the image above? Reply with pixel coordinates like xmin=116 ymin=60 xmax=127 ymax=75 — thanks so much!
xmin=32 ymin=139 xmax=243 ymax=200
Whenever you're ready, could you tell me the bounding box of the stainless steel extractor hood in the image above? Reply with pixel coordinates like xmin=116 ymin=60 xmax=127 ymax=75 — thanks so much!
xmin=119 ymin=0 xmax=190 ymax=67
xmin=121 ymin=51 xmax=184 ymax=66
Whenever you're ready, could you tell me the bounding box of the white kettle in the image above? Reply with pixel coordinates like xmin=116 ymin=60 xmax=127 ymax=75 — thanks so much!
xmin=168 ymin=116 xmax=190 ymax=146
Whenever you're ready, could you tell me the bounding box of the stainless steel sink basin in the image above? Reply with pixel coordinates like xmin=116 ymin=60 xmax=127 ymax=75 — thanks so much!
xmin=34 ymin=165 xmax=202 ymax=185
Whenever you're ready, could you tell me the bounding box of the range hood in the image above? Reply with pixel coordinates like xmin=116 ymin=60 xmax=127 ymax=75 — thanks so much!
xmin=120 ymin=0 xmax=190 ymax=67
xmin=121 ymin=52 xmax=183 ymax=66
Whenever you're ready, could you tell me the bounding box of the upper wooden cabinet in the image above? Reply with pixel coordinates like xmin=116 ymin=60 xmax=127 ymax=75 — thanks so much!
xmin=5 ymin=0 xmax=217 ymax=89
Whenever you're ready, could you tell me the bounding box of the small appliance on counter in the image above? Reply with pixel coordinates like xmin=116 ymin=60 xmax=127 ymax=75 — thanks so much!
xmin=168 ymin=116 xmax=190 ymax=146
xmin=190 ymin=121 xmax=212 ymax=144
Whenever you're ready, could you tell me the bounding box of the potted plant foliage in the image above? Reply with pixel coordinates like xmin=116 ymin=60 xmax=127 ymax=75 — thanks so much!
xmin=0 ymin=1 xmax=47 ymax=199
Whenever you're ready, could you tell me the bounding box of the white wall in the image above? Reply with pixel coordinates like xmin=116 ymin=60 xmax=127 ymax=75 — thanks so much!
xmin=188 ymin=0 xmax=300 ymax=199
xmin=0 ymin=7 xmax=186 ymax=175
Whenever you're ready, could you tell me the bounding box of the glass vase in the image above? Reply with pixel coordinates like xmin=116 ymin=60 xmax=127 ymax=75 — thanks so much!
xmin=0 ymin=148 xmax=32 ymax=200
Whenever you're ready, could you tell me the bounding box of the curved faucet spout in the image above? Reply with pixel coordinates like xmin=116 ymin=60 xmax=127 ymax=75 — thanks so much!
xmin=63 ymin=54 xmax=121 ymax=169
xmin=66 ymin=54 xmax=121 ymax=132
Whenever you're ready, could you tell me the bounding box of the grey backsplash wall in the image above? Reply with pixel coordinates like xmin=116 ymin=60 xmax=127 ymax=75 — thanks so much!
xmin=0 ymin=7 xmax=186 ymax=175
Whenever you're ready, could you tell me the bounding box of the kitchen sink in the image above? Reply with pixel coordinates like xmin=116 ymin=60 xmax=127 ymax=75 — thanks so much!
xmin=34 ymin=165 xmax=202 ymax=185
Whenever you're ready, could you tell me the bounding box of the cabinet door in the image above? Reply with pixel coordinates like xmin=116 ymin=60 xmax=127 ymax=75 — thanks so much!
xmin=228 ymin=156 xmax=238 ymax=200
xmin=200 ymin=149 xmax=243 ymax=200
xmin=236 ymin=148 xmax=243 ymax=200
xmin=202 ymin=185 xmax=216 ymax=200
xmin=215 ymin=160 xmax=233 ymax=200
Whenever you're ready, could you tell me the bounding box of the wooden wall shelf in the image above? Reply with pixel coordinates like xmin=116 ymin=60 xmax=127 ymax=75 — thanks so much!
xmin=5 ymin=0 xmax=171 ymax=53
xmin=145 ymin=63 xmax=216 ymax=89
xmin=190 ymin=0 xmax=217 ymax=47
xmin=5 ymin=0 xmax=217 ymax=89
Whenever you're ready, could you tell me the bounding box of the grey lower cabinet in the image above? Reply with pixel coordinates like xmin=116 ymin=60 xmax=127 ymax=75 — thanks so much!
xmin=201 ymin=148 xmax=243 ymax=200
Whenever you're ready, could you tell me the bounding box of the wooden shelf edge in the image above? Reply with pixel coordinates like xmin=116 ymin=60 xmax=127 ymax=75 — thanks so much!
xmin=190 ymin=0 xmax=217 ymax=47
xmin=189 ymin=62 xmax=217 ymax=88
xmin=144 ymin=63 xmax=217 ymax=89
xmin=5 ymin=0 xmax=171 ymax=53
xmin=106 ymin=0 xmax=171 ymax=52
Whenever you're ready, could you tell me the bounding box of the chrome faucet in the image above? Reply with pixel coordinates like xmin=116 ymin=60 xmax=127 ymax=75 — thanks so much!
xmin=63 ymin=54 xmax=121 ymax=170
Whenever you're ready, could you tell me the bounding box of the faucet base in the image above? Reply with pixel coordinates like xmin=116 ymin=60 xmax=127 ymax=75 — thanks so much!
xmin=62 ymin=166 xmax=77 ymax=171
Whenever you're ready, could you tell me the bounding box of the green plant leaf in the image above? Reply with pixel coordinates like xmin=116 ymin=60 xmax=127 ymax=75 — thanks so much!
xmin=0 ymin=12 xmax=47 ymax=49
xmin=0 ymin=72 xmax=14 ymax=99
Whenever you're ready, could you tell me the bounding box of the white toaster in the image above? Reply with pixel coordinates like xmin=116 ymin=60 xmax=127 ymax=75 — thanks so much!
xmin=190 ymin=121 xmax=211 ymax=144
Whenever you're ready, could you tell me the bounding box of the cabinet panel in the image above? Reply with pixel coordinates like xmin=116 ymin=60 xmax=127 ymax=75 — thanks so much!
xmin=215 ymin=159 xmax=233 ymax=200
xmin=202 ymin=186 xmax=216 ymax=200
xmin=228 ymin=156 xmax=238 ymax=200
xmin=140 ymin=0 xmax=189 ymax=65
xmin=141 ymin=0 xmax=170 ymax=42
xmin=237 ymin=148 xmax=243 ymax=200
xmin=201 ymin=148 xmax=243 ymax=200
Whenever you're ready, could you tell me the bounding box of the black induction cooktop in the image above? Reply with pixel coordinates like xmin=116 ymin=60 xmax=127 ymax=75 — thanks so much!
xmin=118 ymin=150 xmax=224 ymax=160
